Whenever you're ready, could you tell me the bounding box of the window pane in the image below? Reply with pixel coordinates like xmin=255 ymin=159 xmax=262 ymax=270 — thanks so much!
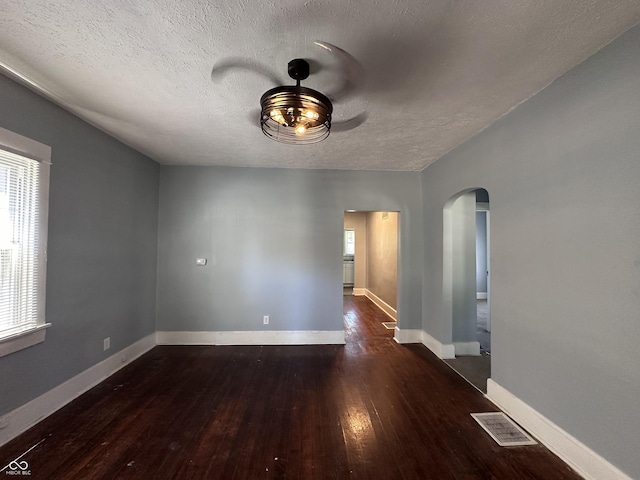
xmin=0 ymin=150 xmax=40 ymax=336
xmin=344 ymin=229 xmax=355 ymax=255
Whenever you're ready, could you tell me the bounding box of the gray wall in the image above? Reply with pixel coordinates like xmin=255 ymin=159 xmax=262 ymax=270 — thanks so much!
xmin=0 ymin=75 xmax=160 ymax=416
xmin=449 ymin=192 xmax=477 ymax=344
xmin=475 ymin=211 xmax=488 ymax=294
xmin=421 ymin=24 xmax=640 ymax=477
xmin=366 ymin=211 xmax=398 ymax=309
xmin=157 ymin=167 xmax=422 ymax=332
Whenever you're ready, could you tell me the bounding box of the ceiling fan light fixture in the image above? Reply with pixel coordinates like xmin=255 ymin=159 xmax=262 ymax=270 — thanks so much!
xmin=260 ymin=59 xmax=333 ymax=145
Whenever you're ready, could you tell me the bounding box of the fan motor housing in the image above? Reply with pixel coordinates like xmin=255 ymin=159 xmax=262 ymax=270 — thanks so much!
xmin=288 ymin=59 xmax=310 ymax=82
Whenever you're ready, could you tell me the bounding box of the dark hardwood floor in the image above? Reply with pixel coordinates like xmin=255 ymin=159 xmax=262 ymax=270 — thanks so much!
xmin=0 ymin=296 xmax=580 ymax=479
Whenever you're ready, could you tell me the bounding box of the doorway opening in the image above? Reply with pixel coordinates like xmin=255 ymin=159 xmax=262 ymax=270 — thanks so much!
xmin=343 ymin=228 xmax=355 ymax=295
xmin=475 ymin=189 xmax=491 ymax=354
xmin=343 ymin=211 xmax=399 ymax=342
xmin=442 ymin=189 xmax=491 ymax=392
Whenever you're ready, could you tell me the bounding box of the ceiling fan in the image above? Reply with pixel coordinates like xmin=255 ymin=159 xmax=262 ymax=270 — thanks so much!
xmin=211 ymin=41 xmax=366 ymax=145
xmin=259 ymin=57 xmax=332 ymax=144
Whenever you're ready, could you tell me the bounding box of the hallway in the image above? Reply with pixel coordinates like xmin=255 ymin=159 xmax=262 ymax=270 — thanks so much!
xmin=343 ymin=294 xmax=396 ymax=356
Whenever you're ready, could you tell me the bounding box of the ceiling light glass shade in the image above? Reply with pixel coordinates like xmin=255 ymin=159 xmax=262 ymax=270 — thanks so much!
xmin=260 ymin=86 xmax=333 ymax=145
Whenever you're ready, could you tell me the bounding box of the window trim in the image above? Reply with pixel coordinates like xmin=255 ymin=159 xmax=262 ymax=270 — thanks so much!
xmin=0 ymin=127 xmax=51 ymax=357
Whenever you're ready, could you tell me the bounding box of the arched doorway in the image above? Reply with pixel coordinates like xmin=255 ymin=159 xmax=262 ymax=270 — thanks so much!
xmin=442 ymin=188 xmax=491 ymax=391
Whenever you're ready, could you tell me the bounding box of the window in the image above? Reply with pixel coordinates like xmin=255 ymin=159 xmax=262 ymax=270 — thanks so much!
xmin=344 ymin=229 xmax=355 ymax=256
xmin=0 ymin=127 xmax=51 ymax=357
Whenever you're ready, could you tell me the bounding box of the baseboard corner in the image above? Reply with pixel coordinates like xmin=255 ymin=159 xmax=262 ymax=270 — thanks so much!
xmin=453 ymin=341 xmax=480 ymax=356
xmin=421 ymin=330 xmax=455 ymax=359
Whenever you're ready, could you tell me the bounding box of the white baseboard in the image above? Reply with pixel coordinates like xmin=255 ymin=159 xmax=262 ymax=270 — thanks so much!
xmin=353 ymin=288 xmax=366 ymax=296
xmin=476 ymin=292 xmax=487 ymax=300
xmin=421 ymin=330 xmax=456 ymax=359
xmin=453 ymin=341 xmax=480 ymax=356
xmin=393 ymin=328 xmax=422 ymax=344
xmin=364 ymin=289 xmax=397 ymax=321
xmin=0 ymin=333 xmax=156 ymax=447
xmin=156 ymin=330 xmax=345 ymax=345
xmin=487 ymin=379 xmax=632 ymax=480
xmin=394 ymin=328 xmax=455 ymax=359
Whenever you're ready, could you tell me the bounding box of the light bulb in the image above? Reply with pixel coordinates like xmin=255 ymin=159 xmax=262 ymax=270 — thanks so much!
xmin=295 ymin=125 xmax=307 ymax=135
xmin=303 ymin=110 xmax=319 ymax=120
xmin=269 ymin=109 xmax=286 ymax=126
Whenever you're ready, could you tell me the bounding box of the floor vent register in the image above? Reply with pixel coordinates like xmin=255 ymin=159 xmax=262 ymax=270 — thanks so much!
xmin=471 ymin=412 xmax=538 ymax=447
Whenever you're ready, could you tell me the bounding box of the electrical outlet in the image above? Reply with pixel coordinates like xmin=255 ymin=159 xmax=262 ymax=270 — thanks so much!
xmin=263 ymin=315 xmax=269 ymax=325
xmin=103 ymin=337 xmax=110 ymax=351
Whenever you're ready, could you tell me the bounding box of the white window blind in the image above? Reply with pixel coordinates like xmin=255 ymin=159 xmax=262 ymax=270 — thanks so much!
xmin=0 ymin=149 xmax=41 ymax=337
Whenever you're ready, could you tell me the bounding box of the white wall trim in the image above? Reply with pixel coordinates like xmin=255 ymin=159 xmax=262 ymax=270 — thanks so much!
xmin=353 ymin=288 xmax=366 ymax=296
xmin=453 ymin=341 xmax=480 ymax=356
xmin=364 ymin=289 xmax=397 ymax=321
xmin=393 ymin=328 xmax=422 ymax=344
xmin=0 ymin=323 xmax=51 ymax=358
xmin=421 ymin=330 xmax=456 ymax=359
xmin=156 ymin=330 xmax=345 ymax=346
xmin=0 ymin=126 xmax=52 ymax=164
xmin=476 ymin=292 xmax=487 ymax=300
xmin=487 ymin=379 xmax=632 ymax=480
xmin=394 ymin=328 xmax=456 ymax=359
xmin=0 ymin=333 xmax=156 ymax=447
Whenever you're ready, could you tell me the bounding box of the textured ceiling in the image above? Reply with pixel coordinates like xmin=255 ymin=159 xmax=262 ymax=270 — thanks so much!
xmin=1 ymin=1 xmax=639 ymax=171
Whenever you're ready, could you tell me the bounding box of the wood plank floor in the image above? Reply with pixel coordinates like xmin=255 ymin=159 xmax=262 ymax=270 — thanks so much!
xmin=0 ymin=296 xmax=580 ymax=479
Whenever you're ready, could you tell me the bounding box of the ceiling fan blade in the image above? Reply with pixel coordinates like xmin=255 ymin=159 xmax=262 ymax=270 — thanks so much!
xmin=210 ymin=58 xmax=283 ymax=86
xmin=314 ymin=41 xmax=364 ymax=102
xmin=331 ymin=112 xmax=368 ymax=133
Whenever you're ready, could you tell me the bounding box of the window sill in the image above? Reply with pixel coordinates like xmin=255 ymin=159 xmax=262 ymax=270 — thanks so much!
xmin=0 ymin=324 xmax=51 ymax=358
